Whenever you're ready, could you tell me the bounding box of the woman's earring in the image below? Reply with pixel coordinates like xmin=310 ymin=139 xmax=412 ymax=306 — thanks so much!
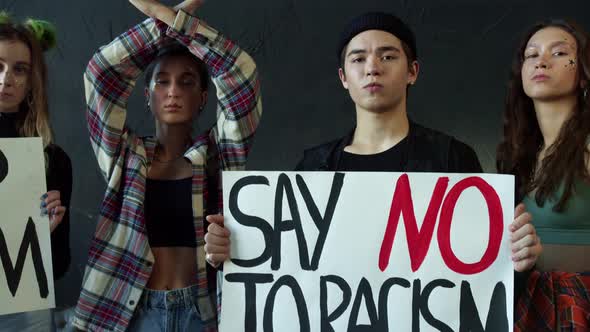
xmin=584 ymin=87 xmax=588 ymax=100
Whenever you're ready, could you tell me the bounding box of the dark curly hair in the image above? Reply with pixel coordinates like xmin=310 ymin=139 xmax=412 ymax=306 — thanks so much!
xmin=496 ymin=19 xmax=590 ymax=211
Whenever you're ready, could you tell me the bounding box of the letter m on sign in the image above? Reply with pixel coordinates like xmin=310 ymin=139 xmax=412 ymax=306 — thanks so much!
xmin=0 ymin=217 xmax=48 ymax=298
xmin=379 ymin=174 xmax=449 ymax=272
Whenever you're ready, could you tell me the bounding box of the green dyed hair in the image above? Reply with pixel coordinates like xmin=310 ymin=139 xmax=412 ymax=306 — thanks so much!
xmin=0 ymin=11 xmax=57 ymax=51
xmin=0 ymin=11 xmax=55 ymax=146
xmin=0 ymin=11 xmax=11 ymax=24
xmin=24 ymin=18 xmax=57 ymax=51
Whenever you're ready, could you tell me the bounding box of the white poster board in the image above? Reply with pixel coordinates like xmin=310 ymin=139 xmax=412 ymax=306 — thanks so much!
xmin=0 ymin=138 xmax=55 ymax=315
xmin=221 ymin=171 xmax=514 ymax=332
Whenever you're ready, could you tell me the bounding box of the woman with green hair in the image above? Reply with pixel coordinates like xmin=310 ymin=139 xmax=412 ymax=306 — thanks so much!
xmin=0 ymin=12 xmax=71 ymax=332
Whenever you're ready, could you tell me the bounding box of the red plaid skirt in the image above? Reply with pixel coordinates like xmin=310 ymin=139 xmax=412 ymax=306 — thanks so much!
xmin=515 ymin=271 xmax=590 ymax=331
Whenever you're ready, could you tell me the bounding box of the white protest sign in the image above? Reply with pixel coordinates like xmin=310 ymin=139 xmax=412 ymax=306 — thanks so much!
xmin=220 ymin=171 xmax=514 ymax=332
xmin=0 ymin=138 xmax=55 ymax=315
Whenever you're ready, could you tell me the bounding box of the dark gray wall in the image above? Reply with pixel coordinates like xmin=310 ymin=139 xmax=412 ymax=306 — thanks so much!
xmin=2 ymin=0 xmax=588 ymax=308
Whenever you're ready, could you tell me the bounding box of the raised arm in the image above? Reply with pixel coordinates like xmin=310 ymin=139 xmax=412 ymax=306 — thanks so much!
xmin=84 ymin=12 xmax=169 ymax=181
xmin=130 ymin=0 xmax=262 ymax=170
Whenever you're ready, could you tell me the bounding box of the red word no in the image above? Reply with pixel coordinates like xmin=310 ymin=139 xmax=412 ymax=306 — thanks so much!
xmin=378 ymin=174 xmax=503 ymax=275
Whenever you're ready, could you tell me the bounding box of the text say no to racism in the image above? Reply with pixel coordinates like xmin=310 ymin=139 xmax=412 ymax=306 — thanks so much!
xmin=224 ymin=173 xmax=509 ymax=332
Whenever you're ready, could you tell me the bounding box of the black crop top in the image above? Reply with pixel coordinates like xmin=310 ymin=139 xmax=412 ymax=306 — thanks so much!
xmin=144 ymin=177 xmax=197 ymax=248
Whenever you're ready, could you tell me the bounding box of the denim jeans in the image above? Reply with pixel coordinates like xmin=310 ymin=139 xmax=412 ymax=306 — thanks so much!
xmin=0 ymin=309 xmax=55 ymax=332
xmin=127 ymin=284 xmax=204 ymax=332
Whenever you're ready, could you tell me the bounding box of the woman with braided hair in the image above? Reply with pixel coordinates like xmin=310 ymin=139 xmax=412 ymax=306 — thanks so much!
xmin=0 ymin=12 xmax=72 ymax=332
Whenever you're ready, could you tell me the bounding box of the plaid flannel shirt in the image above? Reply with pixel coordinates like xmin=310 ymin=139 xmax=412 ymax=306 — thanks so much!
xmin=73 ymin=10 xmax=261 ymax=332
xmin=515 ymin=271 xmax=590 ymax=331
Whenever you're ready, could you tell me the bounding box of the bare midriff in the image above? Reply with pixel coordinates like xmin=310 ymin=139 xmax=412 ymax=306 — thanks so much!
xmin=146 ymin=247 xmax=198 ymax=290
xmin=536 ymin=244 xmax=590 ymax=272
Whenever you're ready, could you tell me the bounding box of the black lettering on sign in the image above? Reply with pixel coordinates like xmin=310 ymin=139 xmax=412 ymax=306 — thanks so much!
xmin=348 ymin=277 xmax=379 ymax=331
xmin=263 ymin=275 xmax=310 ymax=332
xmin=0 ymin=148 xmax=8 ymax=184
xmin=225 ymin=273 xmax=274 ymax=332
xmin=272 ymin=174 xmax=311 ymax=270
xmin=459 ymin=281 xmax=508 ymax=332
xmin=296 ymin=172 xmax=344 ymax=271
xmin=229 ymin=176 xmax=274 ymax=268
xmin=229 ymin=173 xmax=345 ymax=271
xmin=378 ymin=277 xmax=411 ymax=329
xmin=320 ymin=275 xmax=352 ymax=332
xmin=0 ymin=217 xmax=48 ymax=298
xmin=272 ymin=172 xmax=345 ymax=271
xmin=412 ymin=279 xmax=454 ymax=332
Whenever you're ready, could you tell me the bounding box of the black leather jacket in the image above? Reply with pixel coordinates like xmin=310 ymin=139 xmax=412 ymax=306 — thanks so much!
xmin=294 ymin=120 xmax=530 ymax=305
xmin=295 ymin=121 xmax=483 ymax=173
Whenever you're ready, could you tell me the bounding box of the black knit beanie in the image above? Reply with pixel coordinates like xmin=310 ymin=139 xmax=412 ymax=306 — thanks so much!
xmin=337 ymin=12 xmax=417 ymax=63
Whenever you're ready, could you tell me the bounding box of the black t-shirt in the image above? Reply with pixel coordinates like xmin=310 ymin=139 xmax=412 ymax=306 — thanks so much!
xmin=338 ymin=137 xmax=409 ymax=172
xmin=336 ymin=136 xmax=483 ymax=173
xmin=297 ymin=126 xmax=528 ymax=306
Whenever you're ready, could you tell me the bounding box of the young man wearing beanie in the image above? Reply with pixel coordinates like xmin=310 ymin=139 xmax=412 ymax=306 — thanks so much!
xmin=295 ymin=12 xmax=481 ymax=174
xmin=204 ymin=11 xmax=541 ymax=318
xmin=293 ymin=10 xmax=540 ymax=307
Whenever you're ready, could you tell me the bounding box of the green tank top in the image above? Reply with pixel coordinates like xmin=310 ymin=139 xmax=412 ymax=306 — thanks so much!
xmin=523 ymin=179 xmax=590 ymax=245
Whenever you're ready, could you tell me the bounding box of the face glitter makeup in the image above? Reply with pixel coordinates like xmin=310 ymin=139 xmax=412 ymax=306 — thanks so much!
xmin=0 ymin=71 xmax=27 ymax=88
xmin=13 ymin=77 xmax=26 ymax=87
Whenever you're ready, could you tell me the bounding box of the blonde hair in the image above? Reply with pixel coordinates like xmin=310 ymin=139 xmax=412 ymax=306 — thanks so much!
xmin=0 ymin=12 xmax=56 ymax=147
